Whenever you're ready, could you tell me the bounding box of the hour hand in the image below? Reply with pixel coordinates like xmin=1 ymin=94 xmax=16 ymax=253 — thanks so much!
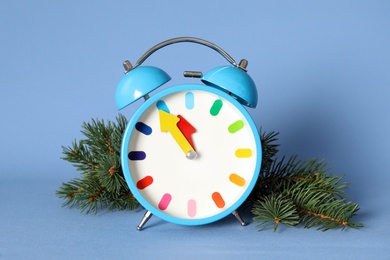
xmin=159 ymin=110 xmax=197 ymax=160
xmin=177 ymin=115 xmax=196 ymax=150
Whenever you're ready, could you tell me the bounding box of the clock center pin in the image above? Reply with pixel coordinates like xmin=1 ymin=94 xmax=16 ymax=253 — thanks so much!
xmin=186 ymin=150 xmax=197 ymax=160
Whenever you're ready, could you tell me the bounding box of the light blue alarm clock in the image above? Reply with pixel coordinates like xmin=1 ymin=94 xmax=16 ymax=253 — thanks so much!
xmin=115 ymin=37 xmax=261 ymax=230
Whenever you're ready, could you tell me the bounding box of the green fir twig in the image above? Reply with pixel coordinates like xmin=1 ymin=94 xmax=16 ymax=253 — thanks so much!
xmin=57 ymin=116 xmax=363 ymax=231
xmin=251 ymin=155 xmax=363 ymax=231
xmin=56 ymin=114 xmax=138 ymax=213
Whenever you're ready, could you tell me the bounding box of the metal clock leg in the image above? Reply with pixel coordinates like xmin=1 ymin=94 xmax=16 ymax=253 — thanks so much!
xmin=232 ymin=210 xmax=248 ymax=226
xmin=136 ymin=210 xmax=153 ymax=231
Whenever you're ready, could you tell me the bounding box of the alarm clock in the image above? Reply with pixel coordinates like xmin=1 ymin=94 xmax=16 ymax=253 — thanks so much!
xmin=115 ymin=37 xmax=261 ymax=230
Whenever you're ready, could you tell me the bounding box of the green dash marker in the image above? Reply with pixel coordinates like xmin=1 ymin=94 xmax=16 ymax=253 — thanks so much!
xmin=210 ymin=99 xmax=223 ymax=116
xmin=228 ymin=120 xmax=244 ymax=133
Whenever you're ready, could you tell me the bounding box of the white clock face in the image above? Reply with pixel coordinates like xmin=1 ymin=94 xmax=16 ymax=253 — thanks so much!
xmin=122 ymin=84 xmax=261 ymax=225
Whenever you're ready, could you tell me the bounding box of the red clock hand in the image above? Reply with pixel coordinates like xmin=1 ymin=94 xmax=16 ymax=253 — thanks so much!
xmin=159 ymin=110 xmax=197 ymax=160
xmin=177 ymin=115 xmax=196 ymax=150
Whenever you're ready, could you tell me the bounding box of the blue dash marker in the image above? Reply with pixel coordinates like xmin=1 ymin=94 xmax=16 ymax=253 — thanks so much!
xmin=185 ymin=92 xmax=194 ymax=110
xmin=156 ymin=100 xmax=170 ymax=113
xmin=135 ymin=122 xmax=152 ymax=135
xmin=128 ymin=151 xmax=146 ymax=160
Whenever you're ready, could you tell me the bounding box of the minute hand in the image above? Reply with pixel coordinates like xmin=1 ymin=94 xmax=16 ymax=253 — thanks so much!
xmin=159 ymin=110 xmax=197 ymax=160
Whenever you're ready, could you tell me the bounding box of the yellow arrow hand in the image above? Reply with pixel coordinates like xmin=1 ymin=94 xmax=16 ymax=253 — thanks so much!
xmin=159 ymin=110 xmax=197 ymax=159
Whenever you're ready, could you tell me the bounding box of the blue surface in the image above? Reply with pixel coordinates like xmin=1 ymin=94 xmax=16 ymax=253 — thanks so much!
xmin=1 ymin=0 xmax=389 ymax=259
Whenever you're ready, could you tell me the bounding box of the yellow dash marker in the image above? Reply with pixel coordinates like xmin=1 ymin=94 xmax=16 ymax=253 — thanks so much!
xmin=229 ymin=173 xmax=246 ymax=187
xmin=235 ymin=148 xmax=252 ymax=158
xmin=159 ymin=110 xmax=197 ymax=159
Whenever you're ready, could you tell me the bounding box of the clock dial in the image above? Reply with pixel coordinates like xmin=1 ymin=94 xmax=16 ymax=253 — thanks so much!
xmin=121 ymin=84 xmax=261 ymax=225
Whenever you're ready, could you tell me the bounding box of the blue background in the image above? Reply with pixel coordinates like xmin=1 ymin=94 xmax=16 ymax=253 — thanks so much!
xmin=1 ymin=0 xmax=389 ymax=259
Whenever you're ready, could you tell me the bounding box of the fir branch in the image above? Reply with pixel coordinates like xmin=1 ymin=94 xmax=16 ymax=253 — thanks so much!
xmin=58 ymin=115 xmax=363 ymax=231
xmin=80 ymin=119 xmax=115 ymax=159
xmin=251 ymin=158 xmax=363 ymax=231
xmin=297 ymin=201 xmax=362 ymax=231
xmin=57 ymin=114 xmax=139 ymax=213
xmin=95 ymin=153 xmax=127 ymax=196
xmin=252 ymin=194 xmax=299 ymax=231
xmin=245 ymin=130 xmax=280 ymax=205
xmin=260 ymin=129 xmax=280 ymax=171
xmin=106 ymin=191 xmax=139 ymax=211
xmin=56 ymin=178 xmax=87 ymax=208
xmin=61 ymin=140 xmax=99 ymax=173
xmin=56 ymin=175 xmax=105 ymax=213
xmin=287 ymin=178 xmax=363 ymax=230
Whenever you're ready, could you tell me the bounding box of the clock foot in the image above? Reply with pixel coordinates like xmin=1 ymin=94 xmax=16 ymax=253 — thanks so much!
xmin=136 ymin=210 xmax=153 ymax=231
xmin=232 ymin=210 xmax=248 ymax=226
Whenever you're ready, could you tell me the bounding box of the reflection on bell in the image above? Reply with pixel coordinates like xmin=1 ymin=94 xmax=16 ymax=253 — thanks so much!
xmin=202 ymin=65 xmax=258 ymax=108
xmin=115 ymin=66 xmax=171 ymax=110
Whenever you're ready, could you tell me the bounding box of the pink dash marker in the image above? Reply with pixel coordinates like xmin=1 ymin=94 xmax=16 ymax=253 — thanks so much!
xmin=158 ymin=193 xmax=172 ymax=211
xmin=187 ymin=199 xmax=197 ymax=217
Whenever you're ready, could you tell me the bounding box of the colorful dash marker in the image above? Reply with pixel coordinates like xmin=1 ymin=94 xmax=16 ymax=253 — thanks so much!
xmin=128 ymin=151 xmax=146 ymax=160
xmin=135 ymin=122 xmax=152 ymax=135
xmin=229 ymin=173 xmax=246 ymax=187
xmin=156 ymin=100 xmax=170 ymax=113
xmin=158 ymin=193 xmax=172 ymax=211
xmin=210 ymin=99 xmax=223 ymax=116
xmin=185 ymin=92 xmax=194 ymax=110
xmin=136 ymin=176 xmax=153 ymax=190
xmin=228 ymin=120 xmax=244 ymax=133
xmin=235 ymin=148 xmax=252 ymax=158
xmin=212 ymin=192 xmax=225 ymax=208
xmin=187 ymin=199 xmax=197 ymax=217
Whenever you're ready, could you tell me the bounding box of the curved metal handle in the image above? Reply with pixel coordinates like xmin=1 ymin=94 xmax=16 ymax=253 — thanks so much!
xmin=133 ymin=37 xmax=238 ymax=68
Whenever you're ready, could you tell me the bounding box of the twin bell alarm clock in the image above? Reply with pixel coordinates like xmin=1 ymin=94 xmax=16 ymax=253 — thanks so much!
xmin=115 ymin=37 xmax=261 ymax=230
